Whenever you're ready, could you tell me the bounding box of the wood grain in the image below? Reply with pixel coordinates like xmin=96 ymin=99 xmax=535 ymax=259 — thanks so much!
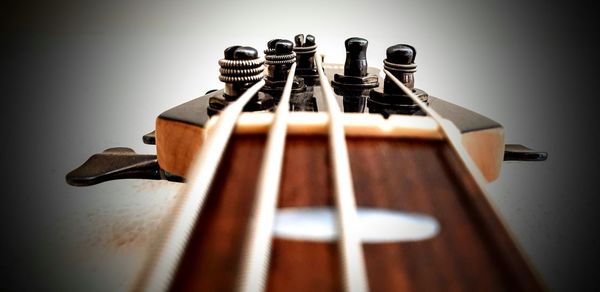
xmin=155 ymin=117 xmax=204 ymax=176
xmin=168 ymin=135 xmax=543 ymax=291
xmin=461 ymin=127 xmax=505 ymax=181
xmin=169 ymin=135 xmax=265 ymax=291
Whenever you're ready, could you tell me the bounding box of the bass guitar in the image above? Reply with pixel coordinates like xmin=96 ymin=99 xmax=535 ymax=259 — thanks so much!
xmin=67 ymin=34 xmax=547 ymax=291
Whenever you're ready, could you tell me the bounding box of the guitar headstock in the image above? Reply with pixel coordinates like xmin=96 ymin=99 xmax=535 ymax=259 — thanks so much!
xmin=66 ymin=34 xmax=546 ymax=186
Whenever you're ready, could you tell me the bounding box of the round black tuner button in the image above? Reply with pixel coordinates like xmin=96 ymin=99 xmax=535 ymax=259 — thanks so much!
xmin=294 ymin=34 xmax=304 ymax=47
xmin=344 ymin=37 xmax=369 ymax=77
xmin=345 ymin=37 xmax=368 ymax=56
xmin=224 ymin=46 xmax=258 ymax=60
xmin=275 ymin=40 xmax=294 ymax=55
xmin=386 ymin=44 xmax=416 ymax=65
xmin=305 ymin=34 xmax=316 ymax=46
xmin=267 ymin=39 xmax=283 ymax=50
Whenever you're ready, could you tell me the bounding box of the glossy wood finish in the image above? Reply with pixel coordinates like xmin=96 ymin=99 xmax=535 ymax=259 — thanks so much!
xmin=169 ymin=135 xmax=265 ymax=291
xmin=169 ymin=134 xmax=543 ymax=291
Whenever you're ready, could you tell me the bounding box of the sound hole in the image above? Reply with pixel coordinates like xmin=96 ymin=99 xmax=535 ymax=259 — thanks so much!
xmin=273 ymin=207 xmax=439 ymax=243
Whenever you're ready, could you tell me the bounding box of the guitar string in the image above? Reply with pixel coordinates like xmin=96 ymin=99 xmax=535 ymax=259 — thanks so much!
xmin=134 ymin=58 xmax=495 ymax=292
xmin=315 ymin=53 xmax=370 ymax=292
xmin=133 ymin=80 xmax=266 ymax=292
xmin=384 ymin=69 xmax=545 ymax=290
xmin=382 ymin=69 xmax=492 ymax=202
xmin=238 ymin=62 xmax=298 ymax=292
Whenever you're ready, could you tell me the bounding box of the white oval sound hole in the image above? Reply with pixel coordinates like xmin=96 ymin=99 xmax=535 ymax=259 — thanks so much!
xmin=273 ymin=207 xmax=440 ymax=243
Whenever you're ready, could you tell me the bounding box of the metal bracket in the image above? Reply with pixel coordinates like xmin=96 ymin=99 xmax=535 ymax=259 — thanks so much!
xmin=504 ymin=144 xmax=548 ymax=161
xmin=143 ymin=130 xmax=156 ymax=145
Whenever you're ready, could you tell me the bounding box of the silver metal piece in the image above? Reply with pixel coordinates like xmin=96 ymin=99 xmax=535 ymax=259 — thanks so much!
xmin=132 ymin=80 xmax=267 ymax=292
xmin=264 ymin=58 xmax=297 ymax=65
xmin=383 ymin=59 xmax=417 ymax=73
xmin=315 ymin=53 xmax=370 ymax=292
xmin=293 ymin=44 xmax=318 ymax=54
xmin=219 ymin=57 xmax=265 ymax=87
xmin=383 ymin=65 xmax=417 ymax=73
xmin=224 ymin=83 xmax=257 ymax=97
xmin=265 ymin=53 xmax=296 ymax=65
xmin=218 ymin=74 xmax=264 ymax=83
xmin=219 ymin=67 xmax=265 ymax=76
xmin=218 ymin=58 xmax=265 ymax=68
xmin=237 ymin=63 xmax=297 ymax=292
xmin=265 ymin=53 xmax=296 ymax=61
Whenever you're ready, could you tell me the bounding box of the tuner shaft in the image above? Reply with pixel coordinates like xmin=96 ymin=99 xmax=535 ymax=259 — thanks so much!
xmin=383 ymin=44 xmax=417 ymax=94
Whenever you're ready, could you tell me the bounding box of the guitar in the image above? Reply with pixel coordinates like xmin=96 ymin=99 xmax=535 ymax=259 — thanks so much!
xmin=67 ymin=35 xmax=547 ymax=291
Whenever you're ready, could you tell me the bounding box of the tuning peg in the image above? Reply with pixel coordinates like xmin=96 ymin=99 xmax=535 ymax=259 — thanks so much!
xmin=218 ymin=45 xmax=264 ymax=98
xmin=367 ymin=43 xmax=427 ymax=115
xmin=267 ymin=39 xmax=293 ymax=55
xmin=383 ymin=44 xmax=418 ymax=94
xmin=224 ymin=46 xmax=259 ymax=60
xmin=386 ymin=44 xmax=416 ymax=65
xmin=331 ymin=37 xmax=378 ymax=91
xmin=344 ymin=37 xmax=369 ymax=77
xmin=293 ymin=34 xmax=319 ymax=84
xmin=305 ymin=34 xmax=316 ymax=46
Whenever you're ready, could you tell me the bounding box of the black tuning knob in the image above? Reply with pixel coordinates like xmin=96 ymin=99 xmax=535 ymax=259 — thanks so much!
xmin=295 ymin=34 xmax=316 ymax=47
xmin=293 ymin=34 xmax=319 ymax=84
xmin=344 ymin=37 xmax=369 ymax=77
xmin=383 ymin=44 xmax=418 ymax=94
xmin=332 ymin=37 xmax=378 ymax=90
xmin=386 ymin=44 xmax=416 ymax=65
xmin=367 ymin=43 xmax=428 ymax=116
xmin=263 ymin=38 xmax=307 ymax=97
xmin=224 ymin=45 xmax=259 ymax=60
xmin=209 ymin=45 xmax=273 ymax=115
xmin=266 ymin=39 xmax=294 ymax=55
xmin=331 ymin=37 xmax=378 ymax=113
xmin=218 ymin=45 xmax=264 ymax=98
xmin=265 ymin=39 xmax=296 ymax=82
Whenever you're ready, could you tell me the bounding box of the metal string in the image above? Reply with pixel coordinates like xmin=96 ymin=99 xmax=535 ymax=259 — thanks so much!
xmin=133 ymin=80 xmax=266 ymax=292
xmin=382 ymin=68 xmax=492 ymax=202
xmin=315 ymin=54 xmax=370 ymax=292
xmin=237 ymin=62 xmax=298 ymax=292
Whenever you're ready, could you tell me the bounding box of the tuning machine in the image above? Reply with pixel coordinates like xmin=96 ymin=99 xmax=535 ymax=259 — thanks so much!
xmin=368 ymin=44 xmax=429 ymax=116
xmin=208 ymin=46 xmax=274 ymax=115
xmin=293 ymin=34 xmax=319 ymax=85
xmin=330 ymin=37 xmax=379 ymax=112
